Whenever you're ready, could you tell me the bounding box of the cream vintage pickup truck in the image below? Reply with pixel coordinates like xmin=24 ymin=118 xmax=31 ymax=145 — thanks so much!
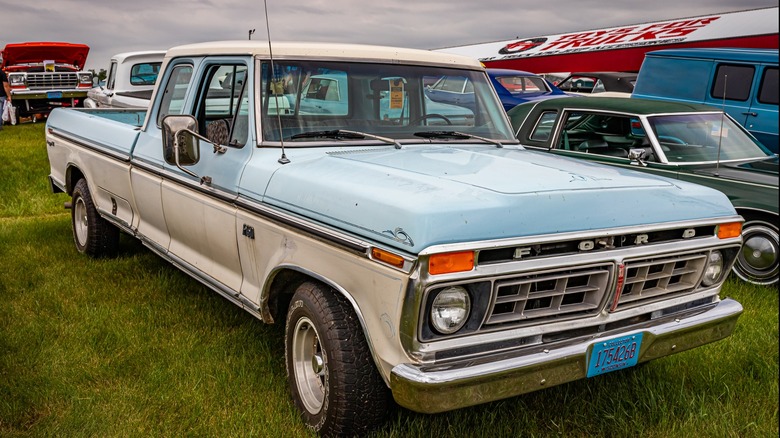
xmin=45 ymin=41 xmax=744 ymax=436
xmin=84 ymin=50 xmax=166 ymax=109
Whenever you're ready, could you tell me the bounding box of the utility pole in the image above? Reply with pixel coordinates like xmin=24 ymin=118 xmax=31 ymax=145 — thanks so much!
xmin=248 ymin=29 xmax=256 ymax=40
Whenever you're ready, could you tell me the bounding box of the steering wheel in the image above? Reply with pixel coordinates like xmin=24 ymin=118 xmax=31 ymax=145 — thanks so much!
xmin=411 ymin=113 xmax=452 ymax=125
xmin=657 ymin=135 xmax=687 ymax=145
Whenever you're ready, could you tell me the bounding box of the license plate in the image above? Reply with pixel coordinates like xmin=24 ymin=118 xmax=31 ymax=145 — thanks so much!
xmin=47 ymin=91 xmax=63 ymax=99
xmin=587 ymin=333 xmax=643 ymax=377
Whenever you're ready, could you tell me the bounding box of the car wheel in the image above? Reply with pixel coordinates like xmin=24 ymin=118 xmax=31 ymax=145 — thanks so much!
xmin=285 ymin=281 xmax=390 ymax=435
xmin=71 ymin=178 xmax=120 ymax=258
xmin=733 ymin=216 xmax=778 ymax=286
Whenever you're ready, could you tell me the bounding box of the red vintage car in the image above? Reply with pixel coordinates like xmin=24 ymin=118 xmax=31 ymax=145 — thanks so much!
xmin=1 ymin=41 xmax=93 ymax=120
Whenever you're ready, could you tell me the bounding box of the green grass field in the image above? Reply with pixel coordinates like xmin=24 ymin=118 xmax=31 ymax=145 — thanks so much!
xmin=1 ymin=122 xmax=777 ymax=437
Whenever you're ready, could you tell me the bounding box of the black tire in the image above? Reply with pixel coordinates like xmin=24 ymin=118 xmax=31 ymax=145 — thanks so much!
xmin=71 ymin=178 xmax=119 ymax=258
xmin=285 ymin=282 xmax=390 ymax=436
xmin=733 ymin=216 xmax=778 ymax=286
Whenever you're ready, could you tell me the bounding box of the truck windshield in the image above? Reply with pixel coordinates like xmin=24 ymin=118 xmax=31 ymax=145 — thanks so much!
xmin=259 ymin=61 xmax=516 ymax=144
xmin=646 ymin=113 xmax=773 ymax=163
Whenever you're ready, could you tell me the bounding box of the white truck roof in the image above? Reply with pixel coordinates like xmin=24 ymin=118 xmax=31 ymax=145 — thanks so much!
xmin=110 ymin=50 xmax=167 ymax=64
xmin=164 ymin=40 xmax=484 ymax=68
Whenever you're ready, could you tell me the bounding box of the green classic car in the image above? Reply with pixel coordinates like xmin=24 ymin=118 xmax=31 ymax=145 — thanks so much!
xmin=508 ymin=97 xmax=778 ymax=286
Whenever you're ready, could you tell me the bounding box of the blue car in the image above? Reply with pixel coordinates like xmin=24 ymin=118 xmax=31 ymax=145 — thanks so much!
xmin=426 ymin=68 xmax=569 ymax=112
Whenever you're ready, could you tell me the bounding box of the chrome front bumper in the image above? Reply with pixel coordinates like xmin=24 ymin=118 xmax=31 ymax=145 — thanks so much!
xmin=390 ymin=298 xmax=742 ymax=413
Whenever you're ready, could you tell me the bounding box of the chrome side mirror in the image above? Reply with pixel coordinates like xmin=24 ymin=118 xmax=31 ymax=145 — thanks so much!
xmin=628 ymin=148 xmax=648 ymax=167
xmin=162 ymin=115 xmax=201 ymax=174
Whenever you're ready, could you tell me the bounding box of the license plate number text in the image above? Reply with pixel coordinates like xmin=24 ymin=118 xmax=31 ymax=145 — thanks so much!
xmin=587 ymin=333 xmax=643 ymax=377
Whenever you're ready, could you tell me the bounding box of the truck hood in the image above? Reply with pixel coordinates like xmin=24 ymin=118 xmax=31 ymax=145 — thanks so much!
xmin=262 ymin=145 xmax=736 ymax=253
xmin=2 ymin=42 xmax=89 ymax=68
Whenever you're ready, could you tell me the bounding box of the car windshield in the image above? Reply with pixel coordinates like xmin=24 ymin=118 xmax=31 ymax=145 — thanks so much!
xmin=646 ymin=113 xmax=772 ymax=162
xmin=259 ymin=60 xmax=515 ymax=144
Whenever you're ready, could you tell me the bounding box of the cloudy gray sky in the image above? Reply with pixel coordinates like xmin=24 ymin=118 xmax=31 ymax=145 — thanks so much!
xmin=1 ymin=0 xmax=777 ymax=72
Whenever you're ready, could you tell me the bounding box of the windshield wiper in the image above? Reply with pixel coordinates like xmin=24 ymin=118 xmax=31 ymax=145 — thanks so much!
xmin=290 ymin=129 xmax=402 ymax=149
xmin=413 ymin=131 xmax=504 ymax=148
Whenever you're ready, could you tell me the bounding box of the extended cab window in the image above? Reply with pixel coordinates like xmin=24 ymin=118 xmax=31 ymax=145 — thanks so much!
xmin=711 ymin=64 xmax=754 ymax=101
xmin=157 ymin=64 xmax=193 ymax=126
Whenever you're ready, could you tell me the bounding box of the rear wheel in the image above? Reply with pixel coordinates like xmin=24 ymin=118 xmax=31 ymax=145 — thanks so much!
xmin=71 ymin=178 xmax=119 ymax=258
xmin=285 ymin=282 xmax=390 ymax=436
xmin=733 ymin=216 xmax=778 ymax=286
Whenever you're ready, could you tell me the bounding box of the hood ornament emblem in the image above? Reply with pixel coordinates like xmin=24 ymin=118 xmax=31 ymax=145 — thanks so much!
xmin=383 ymin=227 xmax=414 ymax=246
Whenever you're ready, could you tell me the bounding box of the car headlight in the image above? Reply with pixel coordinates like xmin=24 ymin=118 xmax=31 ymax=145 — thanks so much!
xmin=430 ymin=286 xmax=471 ymax=334
xmin=701 ymin=250 xmax=724 ymax=286
xmin=8 ymin=74 xmax=26 ymax=86
xmin=79 ymin=73 xmax=93 ymax=84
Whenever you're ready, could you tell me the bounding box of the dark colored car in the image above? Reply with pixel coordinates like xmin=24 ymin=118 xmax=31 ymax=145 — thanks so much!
xmin=426 ymin=68 xmax=569 ymax=112
xmin=556 ymin=71 xmax=637 ymax=96
xmin=508 ymin=97 xmax=779 ymax=286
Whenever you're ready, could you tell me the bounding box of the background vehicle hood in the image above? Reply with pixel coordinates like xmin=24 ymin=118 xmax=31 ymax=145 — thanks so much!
xmin=691 ymin=157 xmax=779 ymax=185
xmin=261 ymin=145 xmax=736 ymax=253
xmin=2 ymin=42 xmax=89 ymax=68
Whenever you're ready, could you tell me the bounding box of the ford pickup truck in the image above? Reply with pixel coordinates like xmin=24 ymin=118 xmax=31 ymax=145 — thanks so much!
xmin=45 ymin=41 xmax=744 ymax=436
xmin=2 ymin=41 xmax=93 ymax=119
xmin=84 ymin=50 xmax=166 ymax=109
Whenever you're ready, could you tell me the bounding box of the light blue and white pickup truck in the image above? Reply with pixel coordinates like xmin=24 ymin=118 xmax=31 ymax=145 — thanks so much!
xmin=45 ymin=40 xmax=745 ymax=436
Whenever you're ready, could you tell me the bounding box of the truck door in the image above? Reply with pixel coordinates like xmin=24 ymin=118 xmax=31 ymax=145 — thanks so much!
xmin=160 ymin=60 xmax=253 ymax=294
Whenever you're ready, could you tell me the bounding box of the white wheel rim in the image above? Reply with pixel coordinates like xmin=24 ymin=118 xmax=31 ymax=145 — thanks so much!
xmin=292 ymin=316 xmax=326 ymax=414
xmin=74 ymin=197 xmax=89 ymax=247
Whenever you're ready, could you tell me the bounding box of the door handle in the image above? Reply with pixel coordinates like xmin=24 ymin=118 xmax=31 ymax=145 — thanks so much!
xmin=742 ymin=111 xmax=758 ymax=117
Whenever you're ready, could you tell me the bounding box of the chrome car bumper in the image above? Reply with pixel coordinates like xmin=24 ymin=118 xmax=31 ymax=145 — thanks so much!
xmin=390 ymin=298 xmax=742 ymax=413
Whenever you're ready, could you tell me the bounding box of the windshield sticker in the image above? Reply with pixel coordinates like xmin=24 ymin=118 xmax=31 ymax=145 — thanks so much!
xmin=390 ymin=79 xmax=404 ymax=109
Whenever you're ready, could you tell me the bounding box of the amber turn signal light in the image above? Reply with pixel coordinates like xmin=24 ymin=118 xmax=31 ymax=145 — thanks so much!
xmin=717 ymin=222 xmax=742 ymax=239
xmin=429 ymin=251 xmax=475 ymax=275
xmin=371 ymin=248 xmax=405 ymax=269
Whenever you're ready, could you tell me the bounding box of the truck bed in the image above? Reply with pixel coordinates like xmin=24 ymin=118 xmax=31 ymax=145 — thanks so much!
xmin=46 ymin=108 xmax=146 ymax=158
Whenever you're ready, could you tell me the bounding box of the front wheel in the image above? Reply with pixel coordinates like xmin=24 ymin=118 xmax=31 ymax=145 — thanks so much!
xmin=285 ymin=282 xmax=390 ymax=436
xmin=71 ymin=178 xmax=119 ymax=257
xmin=733 ymin=217 xmax=778 ymax=286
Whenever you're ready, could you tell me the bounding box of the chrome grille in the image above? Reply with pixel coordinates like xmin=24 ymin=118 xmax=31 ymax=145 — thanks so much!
xmin=616 ymin=253 xmax=706 ymax=308
xmin=25 ymin=73 xmax=79 ymax=90
xmin=485 ymin=265 xmax=611 ymax=326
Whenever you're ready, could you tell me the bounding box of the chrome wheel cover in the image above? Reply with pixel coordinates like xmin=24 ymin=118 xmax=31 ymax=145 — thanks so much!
xmin=734 ymin=221 xmax=779 ymax=285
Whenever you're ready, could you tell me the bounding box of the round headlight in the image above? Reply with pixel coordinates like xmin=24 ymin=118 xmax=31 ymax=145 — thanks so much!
xmin=430 ymin=286 xmax=471 ymax=334
xmin=702 ymin=250 xmax=724 ymax=286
